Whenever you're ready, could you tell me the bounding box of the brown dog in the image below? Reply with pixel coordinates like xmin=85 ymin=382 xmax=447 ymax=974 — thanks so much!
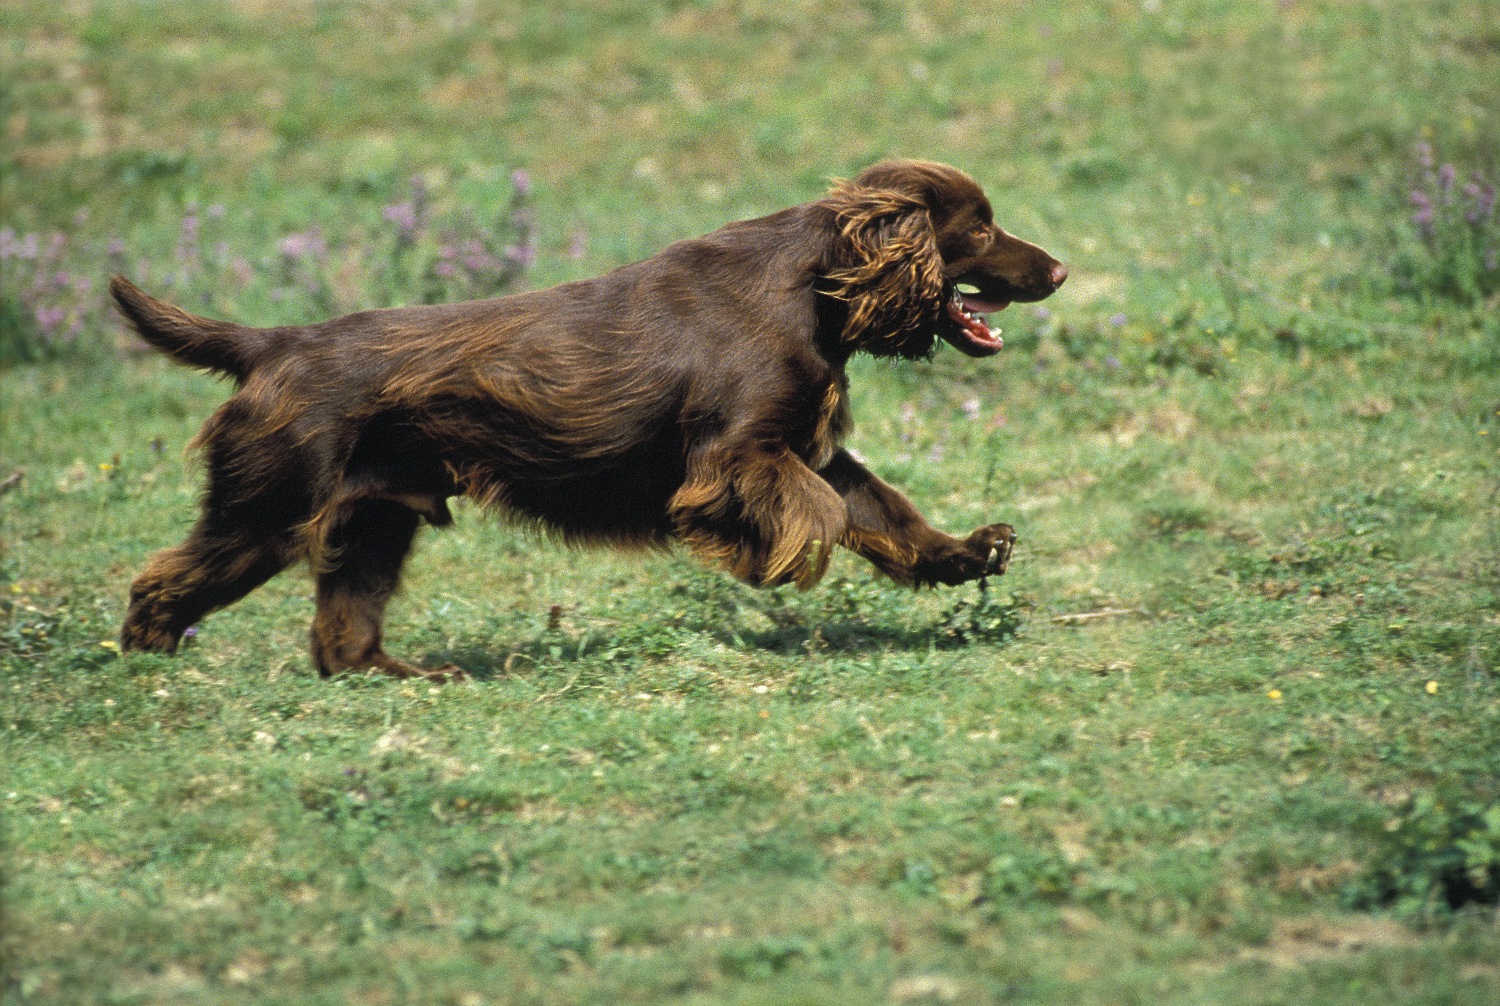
xmin=113 ymin=160 xmax=1066 ymax=680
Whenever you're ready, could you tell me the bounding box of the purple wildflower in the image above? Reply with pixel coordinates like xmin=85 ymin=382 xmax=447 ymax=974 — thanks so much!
xmin=106 ymin=238 xmax=126 ymax=257
xmin=207 ymin=203 xmax=226 ymax=219
xmin=504 ymin=242 xmax=537 ymax=268
xmin=34 ymin=306 xmax=65 ymax=335
xmin=1109 ymin=312 xmax=1127 ymax=327
xmin=183 ymin=626 xmax=198 ymax=638
xmin=382 ymin=201 xmax=419 ymax=239
xmin=1416 ymin=141 xmax=1435 ymax=169
xmin=179 ymin=209 xmax=199 ymax=247
xmin=278 ymin=229 xmax=326 ymax=262
xmin=511 ymin=169 xmax=532 ymax=197
xmin=1476 ymin=182 xmax=1497 ymax=221
xmin=1033 ymin=305 xmax=1052 ymax=322
xmin=568 ymin=230 xmax=588 ymax=260
xmin=1438 ymin=163 xmax=1456 ymax=195
xmin=1464 ymin=182 xmax=1484 ymax=224
xmin=1105 ymin=354 xmax=1121 ymax=370
xmin=1410 ymin=188 xmax=1436 ymax=233
xmin=435 ymin=262 xmax=457 ymax=279
xmin=0 ymin=228 xmax=15 ymax=258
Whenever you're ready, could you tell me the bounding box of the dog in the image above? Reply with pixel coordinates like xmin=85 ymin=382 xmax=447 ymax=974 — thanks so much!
xmin=112 ymin=159 xmax=1066 ymax=680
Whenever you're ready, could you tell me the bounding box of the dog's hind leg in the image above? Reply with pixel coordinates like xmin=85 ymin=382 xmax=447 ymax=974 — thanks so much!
xmin=121 ymin=520 xmax=299 ymax=653
xmin=309 ymin=499 xmax=460 ymax=682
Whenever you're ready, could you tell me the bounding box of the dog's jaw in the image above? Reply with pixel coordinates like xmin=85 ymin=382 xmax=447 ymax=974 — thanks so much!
xmin=939 ymin=287 xmax=1007 ymax=356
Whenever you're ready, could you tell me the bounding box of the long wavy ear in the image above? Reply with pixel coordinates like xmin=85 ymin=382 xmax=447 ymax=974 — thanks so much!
xmin=822 ymin=179 xmax=945 ymax=357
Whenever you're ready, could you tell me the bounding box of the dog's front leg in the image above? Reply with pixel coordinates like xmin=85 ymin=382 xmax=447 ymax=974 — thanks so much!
xmin=817 ymin=449 xmax=1013 ymax=587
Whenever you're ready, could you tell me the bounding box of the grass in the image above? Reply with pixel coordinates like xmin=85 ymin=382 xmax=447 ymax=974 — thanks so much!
xmin=3 ymin=2 xmax=1499 ymax=1003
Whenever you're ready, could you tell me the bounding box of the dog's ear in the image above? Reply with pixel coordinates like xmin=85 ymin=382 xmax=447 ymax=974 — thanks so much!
xmin=822 ymin=177 xmax=946 ymax=358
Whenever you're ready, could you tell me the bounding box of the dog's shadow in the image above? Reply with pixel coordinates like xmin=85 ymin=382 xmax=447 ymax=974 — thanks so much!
xmin=418 ymin=580 xmax=1024 ymax=683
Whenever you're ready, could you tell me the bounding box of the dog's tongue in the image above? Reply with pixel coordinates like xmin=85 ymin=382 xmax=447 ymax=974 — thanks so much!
xmin=943 ymin=295 xmax=1008 ymax=356
xmin=960 ymin=293 xmax=1010 ymax=314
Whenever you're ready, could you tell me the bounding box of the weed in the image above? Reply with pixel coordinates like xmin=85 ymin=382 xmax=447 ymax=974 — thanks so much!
xmin=1394 ymin=142 xmax=1500 ymax=305
xmin=937 ymin=589 xmax=1029 ymax=647
xmin=1344 ymin=792 xmax=1500 ymax=922
xmin=0 ymin=227 xmax=102 ymax=365
xmin=979 ymin=839 xmax=1077 ymax=907
xmin=0 ymin=175 xmax=535 ymax=368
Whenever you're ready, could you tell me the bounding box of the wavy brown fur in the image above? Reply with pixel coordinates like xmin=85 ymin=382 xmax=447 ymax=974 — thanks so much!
xmin=113 ymin=160 xmax=1066 ymax=680
xmin=823 ymin=182 xmax=947 ymax=357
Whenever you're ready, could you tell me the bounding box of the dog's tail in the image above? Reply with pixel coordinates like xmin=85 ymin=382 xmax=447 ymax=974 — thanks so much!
xmin=109 ymin=276 xmax=272 ymax=381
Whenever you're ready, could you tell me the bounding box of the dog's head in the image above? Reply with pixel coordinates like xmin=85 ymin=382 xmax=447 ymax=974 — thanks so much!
xmin=822 ymin=159 xmax=1067 ymax=359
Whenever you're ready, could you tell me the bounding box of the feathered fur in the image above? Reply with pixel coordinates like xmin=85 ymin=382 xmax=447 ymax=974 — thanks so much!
xmin=115 ymin=159 xmax=1066 ymax=679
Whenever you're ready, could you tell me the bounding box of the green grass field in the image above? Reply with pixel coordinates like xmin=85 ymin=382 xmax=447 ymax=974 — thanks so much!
xmin=3 ymin=3 xmax=1498 ymax=1003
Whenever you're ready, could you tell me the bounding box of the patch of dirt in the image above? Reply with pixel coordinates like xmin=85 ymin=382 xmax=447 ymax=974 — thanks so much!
xmin=1240 ymin=916 xmax=1415 ymax=968
xmin=1274 ymin=860 xmax=1363 ymax=896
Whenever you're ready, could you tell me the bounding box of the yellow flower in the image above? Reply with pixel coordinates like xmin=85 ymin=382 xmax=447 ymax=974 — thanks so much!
xmin=1267 ymin=688 xmax=1282 ymax=701
xmin=99 ymin=640 xmax=119 ymax=651
xmin=1425 ymin=680 xmax=1438 ymax=695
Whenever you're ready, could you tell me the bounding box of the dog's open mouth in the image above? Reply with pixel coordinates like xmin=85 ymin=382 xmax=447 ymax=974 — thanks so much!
xmin=940 ymin=286 xmax=1009 ymax=357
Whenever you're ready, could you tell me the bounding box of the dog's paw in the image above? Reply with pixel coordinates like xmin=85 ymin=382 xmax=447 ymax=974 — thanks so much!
xmin=963 ymin=522 xmax=1016 ymax=580
xmin=914 ymin=523 xmax=1016 ymax=586
xmin=424 ymin=663 xmax=468 ymax=684
xmin=361 ymin=654 xmax=468 ymax=684
xmin=399 ymin=661 xmax=467 ymax=684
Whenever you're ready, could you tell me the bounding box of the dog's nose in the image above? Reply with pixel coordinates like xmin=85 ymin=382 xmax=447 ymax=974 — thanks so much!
xmin=1048 ymin=262 xmax=1069 ymax=289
